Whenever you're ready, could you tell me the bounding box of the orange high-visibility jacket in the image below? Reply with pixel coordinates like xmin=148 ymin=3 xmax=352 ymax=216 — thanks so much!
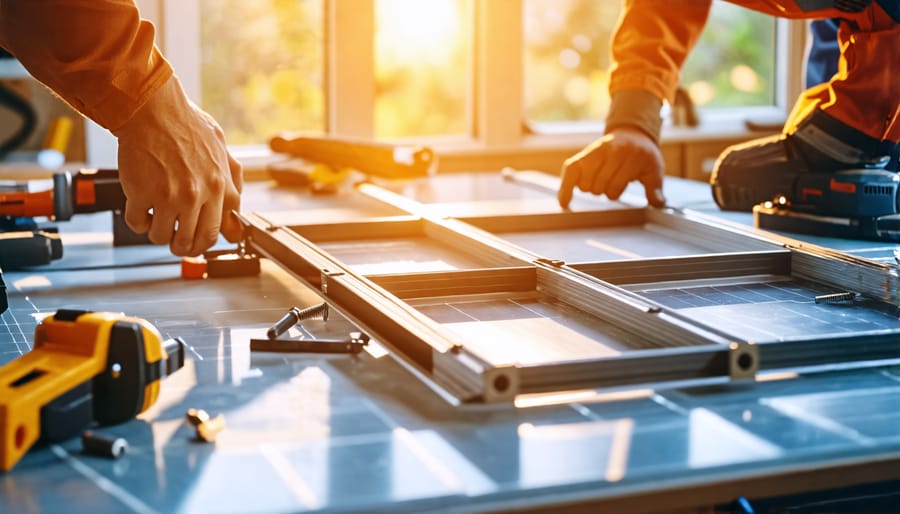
xmin=607 ymin=0 xmax=899 ymax=144
xmin=0 ymin=0 xmax=172 ymax=132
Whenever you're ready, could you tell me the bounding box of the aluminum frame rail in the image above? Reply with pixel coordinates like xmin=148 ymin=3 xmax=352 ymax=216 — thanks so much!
xmin=242 ymin=211 xmax=749 ymax=404
xmin=241 ymin=175 xmax=900 ymax=404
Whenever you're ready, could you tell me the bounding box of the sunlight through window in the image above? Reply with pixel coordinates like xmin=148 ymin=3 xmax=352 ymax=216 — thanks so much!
xmin=375 ymin=0 xmax=470 ymax=138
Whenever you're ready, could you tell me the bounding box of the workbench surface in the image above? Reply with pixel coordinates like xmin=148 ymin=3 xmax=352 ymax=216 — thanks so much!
xmin=2 ymin=174 xmax=899 ymax=514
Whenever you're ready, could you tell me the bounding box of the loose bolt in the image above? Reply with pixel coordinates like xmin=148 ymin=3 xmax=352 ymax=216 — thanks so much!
xmin=266 ymin=303 xmax=329 ymax=339
xmin=814 ymin=292 xmax=859 ymax=305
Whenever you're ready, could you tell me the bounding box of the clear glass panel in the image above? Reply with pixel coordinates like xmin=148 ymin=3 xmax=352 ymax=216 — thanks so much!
xmin=375 ymin=0 xmax=470 ymax=138
xmin=199 ymin=0 xmax=324 ymax=144
xmin=523 ymin=1 xmax=777 ymax=123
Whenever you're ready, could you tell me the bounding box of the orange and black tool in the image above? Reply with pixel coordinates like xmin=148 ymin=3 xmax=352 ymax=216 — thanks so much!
xmin=0 ymin=310 xmax=185 ymax=472
xmin=0 ymin=169 xmax=145 ymax=269
xmin=0 ymin=173 xmax=70 ymax=220
xmin=0 ymin=168 xmax=127 ymax=221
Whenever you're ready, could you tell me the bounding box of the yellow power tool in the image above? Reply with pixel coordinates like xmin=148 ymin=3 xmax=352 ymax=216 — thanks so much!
xmin=0 ymin=310 xmax=185 ymax=471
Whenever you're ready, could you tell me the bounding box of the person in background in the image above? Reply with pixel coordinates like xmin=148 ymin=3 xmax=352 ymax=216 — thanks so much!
xmin=801 ymin=21 xmax=900 ymax=175
xmin=806 ymin=18 xmax=841 ymax=88
xmin=0 ymin=0 xmax=243 ymax=257
xmin=558 ymin=0 xmax=899 ymax=211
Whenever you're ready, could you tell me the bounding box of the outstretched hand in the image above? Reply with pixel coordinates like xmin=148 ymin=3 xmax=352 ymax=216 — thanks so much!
xmin=558 ymin=126 xmax=666 ymax=209
xmin=113 ymin=76 xmax=243 ymax=257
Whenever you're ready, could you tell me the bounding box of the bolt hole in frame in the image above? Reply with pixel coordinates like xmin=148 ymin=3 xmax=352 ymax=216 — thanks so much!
xmin=241 ymin=170 xmax=900 ymax=405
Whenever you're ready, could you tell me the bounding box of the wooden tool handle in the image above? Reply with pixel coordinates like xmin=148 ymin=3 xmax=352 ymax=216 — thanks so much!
xmin=270 ymin=133 xmax=436 ymax=180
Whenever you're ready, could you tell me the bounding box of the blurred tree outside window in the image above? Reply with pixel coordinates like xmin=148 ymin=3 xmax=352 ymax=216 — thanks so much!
xmin=524 ymin=0 xmax=621 ymax=124
xmin=375 ymin=0 xmax=470 ymax=138
xmin=681 ymin=3 xmax=775 ymax=109
xmin=198 ymin=0 xmax=775 ymax=143
xmin=199 ymin=0 xmax=324 ymax=145
xmin=524 ymin=0 xmax=776 ymax=124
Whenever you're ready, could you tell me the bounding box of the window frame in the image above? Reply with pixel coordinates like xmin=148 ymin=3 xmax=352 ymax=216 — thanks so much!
xmin=97 ymin=0 xmax=807 ymax=172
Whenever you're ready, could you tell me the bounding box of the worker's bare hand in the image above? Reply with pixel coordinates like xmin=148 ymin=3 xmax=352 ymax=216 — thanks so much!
xmin=558 ymin=127 xmax=666 ymax=209
xmin=113 ymin=76 xmax=243 ymax=257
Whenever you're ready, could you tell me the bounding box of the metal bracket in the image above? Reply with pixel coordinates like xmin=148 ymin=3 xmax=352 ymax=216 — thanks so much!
xmin=320 ymin=268 xmax=345 ymax=294
xmin=250 ymin=332 xmax=369 ymax=354
xmin=728 ymin=341 xmax=758 ymax=380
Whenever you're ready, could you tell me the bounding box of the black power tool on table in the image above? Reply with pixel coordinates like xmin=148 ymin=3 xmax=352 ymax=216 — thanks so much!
xmin=711 ymin=110 xmax=900 ymax=241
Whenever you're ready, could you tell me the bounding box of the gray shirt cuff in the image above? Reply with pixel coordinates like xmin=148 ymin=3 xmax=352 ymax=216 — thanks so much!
xmin=605 ymin=89 xmax=663 ymax=144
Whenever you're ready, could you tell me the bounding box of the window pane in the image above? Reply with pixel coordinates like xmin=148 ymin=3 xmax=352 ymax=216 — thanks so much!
xmin=523 ymin=1 xmax=777 ymax=123
xmin=199 ymin=0 xmax=324 ymax=144
xmin=523 ymin=0 xmax=621 ymax=123
xmin=375 ymin=0 xmax=470 ymax=138
xmin=682 ymin=4 xmax=776 ymax=108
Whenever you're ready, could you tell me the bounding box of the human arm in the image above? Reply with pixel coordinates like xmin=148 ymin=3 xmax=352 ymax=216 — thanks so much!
xmin=0 ymin=0 xmax=242 ymax=256
xmin=558 ymin=0 xmax=712 ymax=208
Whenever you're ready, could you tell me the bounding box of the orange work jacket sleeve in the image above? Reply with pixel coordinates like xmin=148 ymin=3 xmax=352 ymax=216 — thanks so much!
xmin=0 ymin=0 xmax=173 ymax=132
xmin=609 ymin=0 xmax=712 ymax=104
xmin=604 ymin=0 xmax=712 ymax=142
xmin=607 ymin=0 xmax=898 ymax=143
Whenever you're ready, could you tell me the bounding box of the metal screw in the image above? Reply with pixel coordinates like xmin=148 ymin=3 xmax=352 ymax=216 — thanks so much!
xmin=814 ymin=291 xmax=859 ymax=304
xmin=266 ymin=303 xmax=329 ymax=340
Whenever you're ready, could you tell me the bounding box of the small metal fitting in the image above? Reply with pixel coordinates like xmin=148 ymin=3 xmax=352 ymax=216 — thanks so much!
xmin=185 ymin=408 xmax=225 ymax=443
xmin=814 ymin=291 xmax=859 ymax=305
xmin=185 ymin=408 xmax=211 ymax=428
xmin=82 ymin=430 xmax=128 ymax=459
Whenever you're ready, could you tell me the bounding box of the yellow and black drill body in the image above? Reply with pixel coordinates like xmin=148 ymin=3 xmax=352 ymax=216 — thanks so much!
xmin=0 ymin=309 xmax=185 ymax=471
